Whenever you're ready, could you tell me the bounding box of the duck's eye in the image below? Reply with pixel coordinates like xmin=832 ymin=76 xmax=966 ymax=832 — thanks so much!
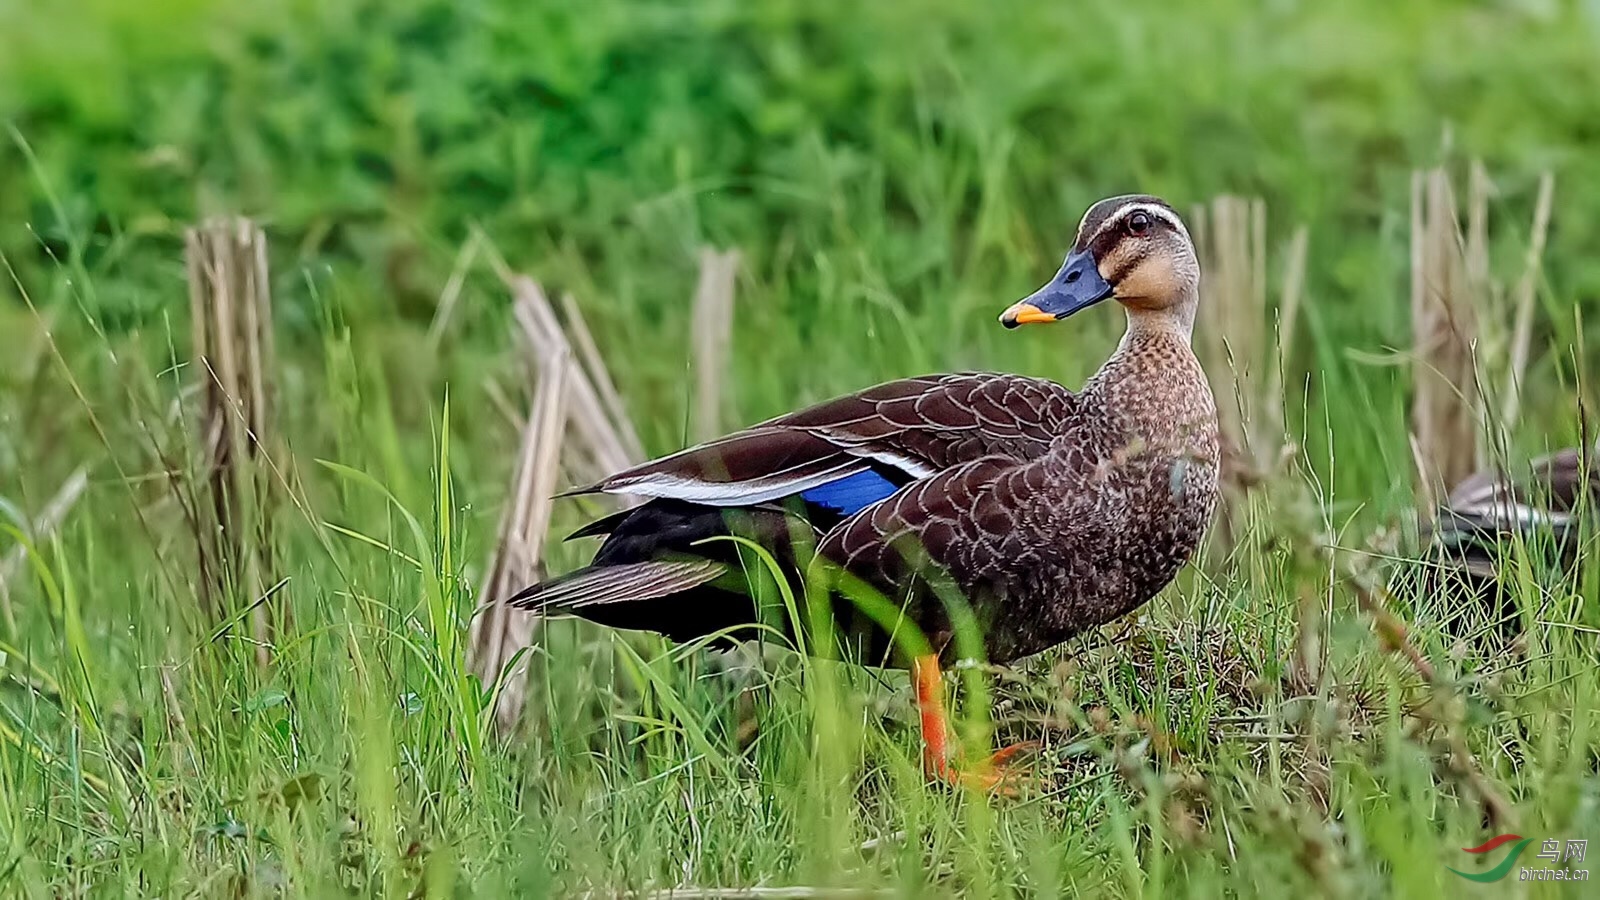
xmin=1127 ymin=211 xmax=1153 ymax=235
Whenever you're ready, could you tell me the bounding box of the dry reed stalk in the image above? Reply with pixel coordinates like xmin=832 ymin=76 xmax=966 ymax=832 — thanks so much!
xmin=512 ymin=279 xmax=642 ymax=484
xmin=0 ymin=466 xmax=88 ymax=633
xmin=470 ymin=277 xmax=647 ymax=733
xmin=1465 ymin=162 xmax=1492 ymax=294
xmin=1194 ymin=197 xmax=1303 ymax=550
xmin=558 ymin=292 xmax=646 ymax=466
xmin=1265 ymin=226 xmax=1309 ymax=441
xmin=470 ymin=227 xmax=644 ymax=477
xmin=689 ymin=248 xmax=741 ymax=442
xmin=1409 ymin=169 xmax=1482 ymax=511
xmin=469 ymin=308 xmax=570 ymax=734
xmin=1197 ymin=196 xmax=1264 ymax=463
xmin=1405 ymin=165 xmax=1555 ymax=510
xmin=186 ymin=218 xmax=280 ymax=667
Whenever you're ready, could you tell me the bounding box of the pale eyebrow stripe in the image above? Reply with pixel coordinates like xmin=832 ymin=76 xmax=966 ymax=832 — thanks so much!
xmin=1084 ymin=202 xmax=1191 ymax=248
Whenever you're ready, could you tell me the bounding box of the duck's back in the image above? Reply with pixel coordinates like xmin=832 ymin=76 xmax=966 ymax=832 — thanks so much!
xmin=818 ymin=328 xmax=1220 ymax=663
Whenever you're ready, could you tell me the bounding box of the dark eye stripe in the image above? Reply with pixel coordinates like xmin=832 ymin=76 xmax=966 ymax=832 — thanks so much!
xmin=1089 ymin=226 xmax=1124 ymax=260
xmin=1107 ymin=246 xmax=1149 ymax=283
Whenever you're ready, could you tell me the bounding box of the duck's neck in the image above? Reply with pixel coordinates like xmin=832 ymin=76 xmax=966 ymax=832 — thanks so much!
xmin=1094 ymin=293 xmax=1197 ymax=377
xmin=1087 ymin=295 xmax=1212 ymax=429
xmin=1120 ymin=291 xmax=1197 ymax=347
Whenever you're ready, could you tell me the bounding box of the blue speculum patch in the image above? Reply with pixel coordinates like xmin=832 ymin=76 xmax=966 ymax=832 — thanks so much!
xmin=800 ymin=470 xmax=899 ymax=515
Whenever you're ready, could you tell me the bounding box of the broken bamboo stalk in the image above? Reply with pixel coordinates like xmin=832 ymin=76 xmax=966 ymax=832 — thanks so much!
xmin=186 ymin=217 xmax=280 ymax=667
xmin=1193 ymin=196 xmax=1303 ymax=552
xmin=1409 ymin=169 xmax=1482 ymax=512
xmin=690 ymin=248 xmax=741 ymax=443
xmin=512 ymin=279 xmax=641 ymax=484
xmin=470 ymin=277 xmax=648 ymax=734
xmin=470 ymin=298 xmax=571 ymax=734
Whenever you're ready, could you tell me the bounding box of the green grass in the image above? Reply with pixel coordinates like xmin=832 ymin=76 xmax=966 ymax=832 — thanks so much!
xmin=3 ymin=0 xmax=1600 ymax=895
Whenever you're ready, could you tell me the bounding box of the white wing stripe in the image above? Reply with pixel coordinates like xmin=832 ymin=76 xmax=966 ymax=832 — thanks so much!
xmin=1451 ymin=499 xmax=1572 ymax=529
xmin=604 ymin=460 xmax=869 ymax=506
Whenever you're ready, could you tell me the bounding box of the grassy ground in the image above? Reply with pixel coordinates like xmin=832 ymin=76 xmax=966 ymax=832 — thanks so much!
xmin=3 ymin=0 xmax=1600 ymax=895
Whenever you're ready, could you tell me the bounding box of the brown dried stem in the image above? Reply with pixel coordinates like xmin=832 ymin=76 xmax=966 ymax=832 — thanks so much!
xmin=469 ymin=298 xmax=571 ymax=734
xmin=1194 ymin=197 xmax=1305 ymax=552
xmin=690 ymin=248 xmax=741 ymax=443
xmin=186 ymin=217 xmax=281 ymax=667
xmin=1409 ymin=168 xmax=1482 ymax=512
xmin=470 ymin=276 xmax=648 ymax=734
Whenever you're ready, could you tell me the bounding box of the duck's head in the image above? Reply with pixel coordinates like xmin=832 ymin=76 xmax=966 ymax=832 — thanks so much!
xmin=1001 ymin=195 xmax=1199 ymax=336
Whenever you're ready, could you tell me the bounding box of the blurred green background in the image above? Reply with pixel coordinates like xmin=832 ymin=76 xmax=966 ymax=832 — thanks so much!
xmin=4 ymin=0 xmax=1600 ymax=895
xmin=5 ymin=1 xmax=1597 ymax=458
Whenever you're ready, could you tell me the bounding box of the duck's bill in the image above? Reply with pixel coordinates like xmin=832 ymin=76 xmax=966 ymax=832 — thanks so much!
xmin=998 ymin=302 xmax=1059 ymax=325
xmin=999 ymin=248 xmax=1114 ymax=328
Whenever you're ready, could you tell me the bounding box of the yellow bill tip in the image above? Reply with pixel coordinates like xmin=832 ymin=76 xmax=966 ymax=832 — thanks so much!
xmin=999 ymin=302 xmax=1057 ymax=328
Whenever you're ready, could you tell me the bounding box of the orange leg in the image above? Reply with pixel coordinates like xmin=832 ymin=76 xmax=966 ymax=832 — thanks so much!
xmin=912 ymin=654 xmax=1037 ymax=793
xmin=913 ymin=654 xmax=956 ymax=779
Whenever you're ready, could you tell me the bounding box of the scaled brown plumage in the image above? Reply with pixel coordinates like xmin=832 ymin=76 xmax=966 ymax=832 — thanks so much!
xmin=510 ymin=193 xmax=1219 ymax=667
xmin=819 ymin=328 xmax=1218 ymax=664
xmin=508 ymin=194 xmax=1220 ymax=786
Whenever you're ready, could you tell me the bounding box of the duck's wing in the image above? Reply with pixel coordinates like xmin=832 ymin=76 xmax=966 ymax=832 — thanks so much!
xmin=1437 ymin=447 xmax=1595 ymax=541
xmin=1451 ymin=447 xmax=1592 ymax=510
xmin=574 ymin=373 xmax=1078 ymax=510
xmin=813 ymin=455 xmax=1051 ymax=645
